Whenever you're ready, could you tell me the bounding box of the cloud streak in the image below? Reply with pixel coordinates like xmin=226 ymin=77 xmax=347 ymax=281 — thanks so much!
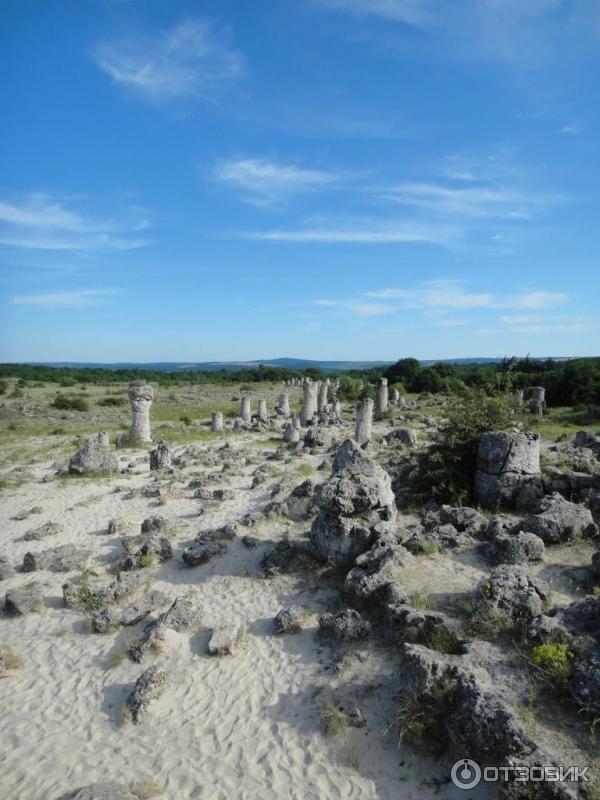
xmin=93 ymin=18 xmax=244 ymax=105
xmin=10 ymin=289 xmax=118 ymax=309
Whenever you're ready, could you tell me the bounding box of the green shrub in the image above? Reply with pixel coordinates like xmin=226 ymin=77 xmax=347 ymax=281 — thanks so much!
xmin=397 ymin=678 xmax=456 ymax=753
xmin=52 ymin=395 xmax=90 ymax=412
xmin=180 ymin=415 xmax=193 ymax=426
xmin=531 ymin=643 xmax=573 ymax=694
xmin=0 ymin=380 xmax=8 ymax=395
xmin=97 ymin=396 xmax=125 ymax=407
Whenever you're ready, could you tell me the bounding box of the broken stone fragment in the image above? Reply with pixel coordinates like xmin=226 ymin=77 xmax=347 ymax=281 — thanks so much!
xmin=126 ymin=664 xmax=171 ymax=724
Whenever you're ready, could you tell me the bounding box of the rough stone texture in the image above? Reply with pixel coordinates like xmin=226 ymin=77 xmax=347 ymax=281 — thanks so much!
xmin=92 ymin=591 xmax=168 ymax=633
xmin=383 ymin=428 xmax=418 ymax=447
xmin=283 ymin=421 xmax=300 ymax=444
xmin=121 ymin=534 xmax=173 ymax=570
xmin=141 ymin=515 xmax=167 ymax=534
xmin=128 ymin=381 xmax=154 ymax=444
xmin=149 ymin=440 xmax=171 ymax=471
xmin=519 ymin=492 xmax=598 ymax=543
xmin=303 ymin=426 xmax=332 ymax=449
xmin=68 ymin=437 xmax=119 ymax=475
xmin=309 ymin=439 xmax=397 ymax=566
xmin=475 ymin=431 xmax=542 ymax=510
xmin=317 ymin=379 xmax=329 ymax=413
xmin=257 ymin=399 xmax=268 ymax=423
xmin=208 ymin=622 xmax=245 ymax=655
xmin=354 ymin=398 xmax=373 ymax=446
xmin=375 ymin=378 xmax=389 ymax=420
xmin=126 ymin=665 xmax=171 ymax=724
xmin=63 ymin=571 xmax=148 ymax=610
xmin=276 ymin=393 xmax=290 ymax=417
xmin=240 ymin=394 xmax=251 ymax=424
xmin=22 ymin=544 xmax=88 ymax=573
xmin=0 ymin=557 xmax=16 ymax=580
xmin=493 ymin=532 xmax=545 ymax=564
xmin=524 ymin=386 xmax=546 ymax=416
xmin=129 ymin=596 xmax=203 ymax=662
xmin=5 ymin=583 xmax=44 ymax=615
xmin=55 ymin=783 xmax=136 ymax=800
xmin=384 ymin=603 xmax=451 ymax=648
xmin=344 ymin=535 xmax=413 ymax=607
xmin=261 ymin=540 xmax=313 ymax=577
xmin=570 ymin=651 xmax=600 ymax=715
xmin=211 ymin=411 xmax=224 ymax=432
xmin=182 ymin=533 xmax=227 ymax=566
xmin=274 ymin=607 xmax=304 ymax=634
xmin=438 ymin=505 xmax=488 ymax=537
xmin=318 ymin=609 xmax=372 ymax=643
xmin=300 ymin=377 xmax=318 ymax=426
xmin=479 ymin=565 xmax=547 ymax=622
xmin=24 ymin=521 xmax=63 ymax=541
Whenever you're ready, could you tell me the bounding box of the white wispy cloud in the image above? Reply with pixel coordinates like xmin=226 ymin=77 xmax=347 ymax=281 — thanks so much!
xmin=10 ymin=289 xmax=118 ymax=309
xmin=93 ymin=18 xmax=244 ymax=105
xmin=0 ymin=193 xmax=151 ymax=251
xmin=249 ymin=220 xmax=459 ymax=244
xmin=213 ymin=157 xmax=342 ymax=206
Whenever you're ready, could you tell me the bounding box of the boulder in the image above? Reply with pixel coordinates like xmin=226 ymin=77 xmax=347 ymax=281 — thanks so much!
xmin=492 ymin=532 xmax=545 ymax=564
xmin=274 ymin=607 xmax=304 ymax=634
xmin=474 ymin=431 xmax=542 ymax=510
xmin=478 ymin=565 xmax=547 ymax=622
xmin=309 ymin=439 xmax=397 ymax=566
xmin=383 ymin=428 xmax=418 ymax=447
xmin=24 ymin=521 xmax=62 ymax=542
xmin=92 ymin=591 xmax=168 ymax=633
xmin=126 ymin=665 xmax=171 ymax=724
xmin=22 ymin=544 xmax=88 ymax=572
xmin=55 ymin=784 xmax=136 ymax=800
xmin=68 ymin=437 xmax=118 ymax=474
xmin=129 ymin=597 xmax=203 ymax=662
xmin=121 ymin=534 xmax=172 ymax=570
xmin=140 ymin=516 xmax=168 ymax=534
xmin=149 ymin=440 xmax=171 ymax=471
xmin=5 ymin=583 xmax=44 ymax=615
xmin=438 ymin=505 xmax=488 ymax=536
xmin=182 ymin=533 xmax=227 ymax=566
xmin=63 ymin=571 xmax=148 ymax=610
xmin=520 ymin=493 xmax=598 ymax=543
xmin=570 ymin=651 xmax=600 ymax=715
xmin=318 ymin=609 xmax=371 ymax=644
xmin=344 ymin=535 xmax=413 ymax=607
xmin=208 ymin=622 xmax=245 ymax=655
xmin=0 ymin=557 xmax=16 ymax=581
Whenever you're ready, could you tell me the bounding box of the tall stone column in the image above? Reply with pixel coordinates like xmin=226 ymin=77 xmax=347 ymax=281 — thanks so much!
xmin=277 ymin=394 xmax=290 ymax=416
xmin=283 ymin=422 xmax=300 ymax=443
xmin=240 ymin=394 xmax=252 ymax=424
xmin=333 ymin=399 xmax=341 ymax=419
xmin=128 ymin=382 xmax=154 ymax=444
xmin=258 ymin=399 xmax=268 ymax=423
xmin=375 ymin=378 xmax=389 ymax=419
xmin=317 ymin=379 xmax=329 ymax=413
xmin=391 ymin=388 xmax=400 ymax=406
xmin=300 ymin=378 xmax=318 ymax=425
xmin=211 ymin=412 xmax=224 ymax=432
xmin=355 ymin=398 xmax=373 ymax=445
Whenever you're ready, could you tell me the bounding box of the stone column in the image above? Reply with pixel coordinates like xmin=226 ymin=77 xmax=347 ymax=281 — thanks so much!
xmin=258 ymin=399 xmax=268 ymax=423
xmin=240 ymin=394 xmax=252 ymax=424
xmin=355 ymin=398 xmax=373 ymax=445
xmin=375 ymin=378 xmax=389 ymax=419
xmin=317 ymin=379 xmax=329 ymax=413
xmin=211 ymin=412 xmax=224 ymax=432
xmin=150 ymin=440 xmax=171 ymax=471
xmin=128 ymin=382 xmax=154 ymax=444
xmin=398 ymin=396 xmax=407 ymax=409
xmin=300 ymin=378 xmax=318 ymax=425
xmin=276 ymin=393 xmax=291 ymax=417
xmin=391 ymin=388 xmax=400 ymax=406
xmin=283 ymin=422 xmax=300 ymax=443
xmin=333 ymin=399 xmax=341 ymax=419
xmin=527 ymin=386 xmax=546 ymax=416
xmin=97 ymin=431 xmax=110 ymax=448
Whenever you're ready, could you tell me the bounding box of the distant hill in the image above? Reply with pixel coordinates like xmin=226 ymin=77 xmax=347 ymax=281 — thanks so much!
xmin=21 ymin=356 xmax=561 ymax=373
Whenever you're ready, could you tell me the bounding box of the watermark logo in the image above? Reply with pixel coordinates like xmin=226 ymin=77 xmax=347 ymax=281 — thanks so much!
xmin=450 ymin=760 xmax=590 ymax=789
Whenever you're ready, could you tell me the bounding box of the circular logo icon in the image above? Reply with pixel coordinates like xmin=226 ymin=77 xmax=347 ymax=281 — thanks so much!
xmin=451 ymin=759 xmax=482 ymax=790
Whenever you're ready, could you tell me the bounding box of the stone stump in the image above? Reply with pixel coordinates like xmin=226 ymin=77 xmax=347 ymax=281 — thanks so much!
xmin=128 ymin=382 xmax=154 ymax=444
xmin=355 ymin=398 xmax=373 ymax=445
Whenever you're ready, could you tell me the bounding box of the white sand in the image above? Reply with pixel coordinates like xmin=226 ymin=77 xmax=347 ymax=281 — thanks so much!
xmin=0 ymin=439 xmax=497 ymax=799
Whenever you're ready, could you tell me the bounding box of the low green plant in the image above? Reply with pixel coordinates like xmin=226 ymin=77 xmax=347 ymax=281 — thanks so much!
xmin=462 ymin=600 xmax=512 ymax=640
xmin=408 ymin=592 xmax=437 ymax=611
xmin=298 ymin=463 xmax=314 ymax=477
xmin=397 ymin=678 xmax=456 ymax=753
xmin=52 ymin=394 xmax=90 ymax=412
xmin=316 ymin=695 xmax=348 ymax=736
xmin=531 ymin=643 xmax=573 ymax=694
xmin=98 ymin=396 xmax=125 ymax=407
xmin=130 ymin=778 xmax=162 ymax=799
xmin=0 ymin=644 xmax=23 ymax=671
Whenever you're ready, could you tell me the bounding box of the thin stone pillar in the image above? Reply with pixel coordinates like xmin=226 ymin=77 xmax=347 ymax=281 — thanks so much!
xmin=317 ymin=379 xmax=329 ymax=413
xmin=211 ymin=412 xmax=224 ymax=432
xmin=277 ymin=393 xmax=290 ymax=417
xmin=240 ymin=394 xmax=251 ymax=424
xmin=300 ymin=378 xmax=318 ymax=425
xmin=375 ymin=378 xmax=389 ymax=419
xmin=258 ymin=399 xmax=268 ymax=423
xmin=128 ymin=382 xmax=154 ymax=444
xmin=355 ymin=398 xmax=373 ymax=445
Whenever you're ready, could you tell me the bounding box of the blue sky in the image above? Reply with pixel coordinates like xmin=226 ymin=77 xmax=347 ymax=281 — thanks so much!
xmin=1 ymin=0 xmax=599 ymax=362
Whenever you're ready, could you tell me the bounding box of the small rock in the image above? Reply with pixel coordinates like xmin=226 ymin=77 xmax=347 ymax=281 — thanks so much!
xmin=182 ymin=533 xmax=226 ymax=566
xmin=24 ymin=521 xmax=63 ymax=542
xmin=126 ymin=665 xmax=171 ymax=724
xmin=0 ymin=557 xmax=16 ymax=581
xmin=208 ymin=622 xmax=245 ymax=655
xmin=5 ymin=583 xmax=44 ymax=615
xmin=318 ymin=609 xmax=371 ymax=644
xmin=274 ymin=607 xmax=304 ymax=634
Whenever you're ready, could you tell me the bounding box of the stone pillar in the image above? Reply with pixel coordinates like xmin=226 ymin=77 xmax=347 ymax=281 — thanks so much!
xmin=391 ymin=388 xmax=400 ymax=406
xmin=128 ymin=382 xmax=154 ymax=444
xmin=398 ymin=396 xmax=407 ymax=409
xmin=150 ymin=440 xmax=171 ymax=471
xmin=292 ymin=413 xmax=301 ymax=430
xmin=300 ymin=378 xmax=318 ymax=426
xmin=211 ymin=412 xmax=224 ymax=432
xmin=97 ymin=431 xmax=109 ymax=448
xmin=258 ymin=399 xmax=268 ymax=423
xmin=317 ymin=379 xmax=329 ymax=413
xmin=475 ymin=431 xmax=542 ymax=509
xmin=276 ymin=393 xmax=290 ymax=417
xmin=355 ymin=398 xmax=373 ymax=445
xmin=375 ymin=378 xmax=389 ymax=419
xmin=283 ymin=422 xmax=300 ymax=443
xmin=527 ymin=386 xmax=546 ymax=416
xmin=333 ymin=399 xmax=341 ymax=419
xmin=240 ymin=394 xmax=251 ymax=424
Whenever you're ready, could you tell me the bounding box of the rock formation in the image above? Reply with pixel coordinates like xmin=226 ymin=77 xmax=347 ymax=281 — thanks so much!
xmin=149 ymin=440 xmax=171 ymax=471
xmin=276 ymin=393 xmax=290 ymax=417
xmin=211 ymin=411 xmax=224 ymax=432
xmin=300 ymin=378 xmax=318 ymax=425
xmin=257 ymin=399 xmax=268 ymax=423
xmin=474 ymin=431 xmax=542 ymax=510
xmin=317 ymin=379 xmax=329 ymax=413
xmin=240 ymin=394 xmax=251 ymax=424
xmin=354 ymin=398 xmax=373 ymax=445
xmin=68 ymin=437 xmax=118 ymax=475
xmin=128 ymin=382 xmax=154 ymax=444
xmin=375 ymin=378 xmax=389 ymax=419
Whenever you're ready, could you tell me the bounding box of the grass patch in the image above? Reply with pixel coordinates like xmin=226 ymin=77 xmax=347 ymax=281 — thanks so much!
xmin=316 ymin=695 xmax=348 ymax=736
xmin=0 ymin=644 xmax=23 ymax=671
xmin=298 ymin=463 xmax=314 ymax=477
xmin=397 ymin=678 xmax=456 ymax=754
xmin=130 ymin=778 xmax=162 ymax=799
xmin=408 ymin=592 xmax=437 ymax=611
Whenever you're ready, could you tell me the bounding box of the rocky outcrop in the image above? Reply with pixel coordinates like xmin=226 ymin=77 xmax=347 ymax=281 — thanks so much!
xmin=68 ymin=437 xmax=119 ymax=475
xmin=121 ymin=533 xmax=172 ymax=570
xmin=477 ymin=565 xmax=547 ymax=622
xmin=344 ymin=535 xmax=413 ymax=607
xmin=474 ymin=431 xmax=542 ymax=510
xmin=492 ymin=532 xmax=545 ymax=564
xmin=208 ymin=622 xmax=245 ymax=655
xmin=0 ymin=557 xmax=16 ymax=580
xmin=519 ymin=492 xmax=598 ymax=543
xmin=126 ymin=665 xmax=171 ymax=724
xmin=318 ymin=609 xmax=371 ymax=644
xmin=309 ymin=439 xmax=397 ymax=566
xmin=182 ymin=533 xmax=227 ymax=566
xmin=354 ymin=398 xmax=373 ymax=446
xmin=24 ymin=521 xmax=63 ymax=541
xmin=384 ymin=428 xmax=418 ymax=447
xmin=92 ymin=591 xmax=168 ymax=633
xmin=63 ymin=571 xmax=148 ymax=610
xmin=5 ymin=583 xmax=44 ymax=615
xmin=22 ymin=544 xmax=88 ymax=572
xmin=274 ymin=607 xmax=304 ymax=634
xmin=149 ymin=441 xmax=171 ymax=471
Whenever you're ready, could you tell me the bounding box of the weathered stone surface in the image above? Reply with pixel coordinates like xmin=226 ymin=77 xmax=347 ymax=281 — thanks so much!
xmin=121 ymin=534 xmax=173 ymax=570
xmin=438 ymin=505 xmax=488 ymax=536
xmin=274 ymin=606 xmax=304 ymax=634
xmin=493 ymin=531 xmax=545 ymax=564
xmin=475 ymin=431 xmax=542 ymax=510
xmin=5 ymin=583 xmax=44 ymax=615
xmin=63 ymin=571 xmax=148 ymax=610
xmin=285 ymin=478 xmax=317 ymax=521
xmin=68 ymin=437 xmax=118 ymax=475
xmin=310 ymin=439 xmax=397 ymax=566
xmin=261 ymin=540 xmax=313 ymax=577
xmin=24 ymin=521 xmax=63 ymax=541
xmin=92 ymin=591 xmax=168 ymax=633
xmin=257 ymin=398 xmax=268 ymax=423
xmin=128 ymin=381 xmax=153 ymax=444
xmin=107 ymin=517 xmax=136 ymax=536
xmin=300 ymin=377 xmax=318 ymax=426
xmin=129 ymin=597 xmax=203 ymax=662
xmin=208 ymin=622 xmax=245 ymax=655
xmin=344 ymin=535 xmax=413 ymax=607
xmin=303 ymin=426 xmax=332 ymax=449
xmin=354 ymin=398 xmax=373 ymax=446
xmin=182 ymin=533 xmax=227 ymax=566
xmin=479 ymin=565 xmax=547 ymax=622
xmin=276 ymin=393 xmax=290 ymax=417
xmin=126 ymin=665 xmax=171 ymax=724
xmin=240 ymin=394 xmax=251 ymax=424
xmin=22 ymin=544 xmax=88 ymax=573
xmin=383 ymin=428 xmax=418 ymax=447
xmin=375 ymin=378 xmax=388 ymax=419
xmin=384 ymin=604 xmax=452 ymax=648
xmin=211 ymin=411 xmax=224 ymax=432
xmin=141 ymin=515 xmax=168 ymax=534
xmin=570 ymin=651 xmax=600 ymax=715
xmin=520 ymin=492 xmax=598 ymax=543
xmin=55 ymin=783 xmax=136 ymax=800
xmin=318 ymin=609 xmax=371 ymax=643
xmin=283 ymin=420 xmax=300 ymax=443
xmin=149 ymin=440 xmax=171 ymax=471
xmin=0 ymin=557 xmax=16 ymax=580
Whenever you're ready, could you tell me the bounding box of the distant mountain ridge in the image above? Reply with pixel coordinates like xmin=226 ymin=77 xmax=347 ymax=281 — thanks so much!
xmin=19 ymin=356 xmax=572 ymax=373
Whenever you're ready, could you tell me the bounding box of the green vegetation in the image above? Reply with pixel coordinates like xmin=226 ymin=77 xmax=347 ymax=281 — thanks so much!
xmin=130 ymin=779 xmax=163 ymax=799
xmin=396 ymin=678 xmax=456 ymax=753
xmin=52 ymin=394 xmax=90 ymax=412
xmin=316 ymin=695 xmax=348 ymax=736
xmin=97 ymin=396 xmax=126 ymax=407
xmin=531 ymin=643 xmax=574 ymax=695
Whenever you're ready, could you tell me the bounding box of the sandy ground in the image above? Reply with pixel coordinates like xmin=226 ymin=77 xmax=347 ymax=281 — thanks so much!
xmin=0 ymin=432 xmax=500 ymax=800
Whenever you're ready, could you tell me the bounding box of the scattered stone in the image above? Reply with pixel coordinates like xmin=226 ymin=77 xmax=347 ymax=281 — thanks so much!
xmin=0 ymin=557 xmax=16 ymax=580
xmin=63 ymin=571 xmax=148 ymax=610
xmin=129 ymin=596 xmax=203 ymax=662
xmin=149 ymin=440 xmax=171 ymax=471
xmin=208 ymin=622 xmax=245 ymax=655
xmin=344 ymin=535 xmax=413 ymax=607
xmin=121 ymin=534 xmax=173 ymax=570
xmin=493 ymin=532 xmax=545 ymax=564
xmin=318 ymin=609 xmax=372 ymax=644
xmin=126 ymin=665 xmax=171 ymax=724
xmin=141 ymin=515 xmax=168 ymax=534
xmin=182 ymin=533 xmax=227 ymax=566
xmin=5 ymin=583 xmax=44 ymax=615
xmin=24 ymin=521 xmax=63 ymax=541
xmin=274 ymin=607 xmax=304 ymax=634
xmin=68 ymin=437 xmax=118 ymax=475
xmin=383 ymin=428 xmax=418 ymax=447
xmin=519 ymin=492 xmax=598 ymax=543
xmin=92 ymin=591 xmax=168 ymax=633
xmin=107 ymin=517 xmax=136 ymax=535
xmin=22 ymin=544 xmax=89 ymax=572
xmin=478 ymin=565 xmax=547 ymax=622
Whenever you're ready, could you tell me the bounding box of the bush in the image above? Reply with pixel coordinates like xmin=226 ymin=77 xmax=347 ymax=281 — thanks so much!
xmin=0 ymin=380 xmax=8 ymax=395
xmin=415 ymin=389 xmax=521 ymax=504
xmin=97 ymin=396 xmax=125 ymax=407
xmin=531 ymin=643 xmax=573 ymax=694
xmin=52 ymin=395 xmax=90 ymax=412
